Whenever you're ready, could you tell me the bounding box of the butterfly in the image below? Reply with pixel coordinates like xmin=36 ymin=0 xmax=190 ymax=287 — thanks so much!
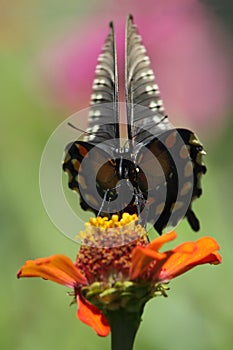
xmin=63 ymin=14 xmax=206 ymax=234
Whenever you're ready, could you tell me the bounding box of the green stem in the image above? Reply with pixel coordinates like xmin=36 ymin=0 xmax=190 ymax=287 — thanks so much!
xmin=107 ymin=308 xmax=143 ymax=350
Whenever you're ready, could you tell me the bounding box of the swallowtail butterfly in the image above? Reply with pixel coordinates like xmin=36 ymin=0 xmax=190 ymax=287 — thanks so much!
xmin=63 ymin=15 xmax=206 ymax=234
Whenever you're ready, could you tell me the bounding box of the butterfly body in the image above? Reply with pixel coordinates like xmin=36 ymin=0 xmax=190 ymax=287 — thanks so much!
xmin=63 ymin=15 xmax=206 ymax=234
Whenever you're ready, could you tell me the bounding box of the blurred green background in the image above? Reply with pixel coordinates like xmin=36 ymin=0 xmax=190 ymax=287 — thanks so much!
xmin=1 ymin=1 xmax=233 ymax=349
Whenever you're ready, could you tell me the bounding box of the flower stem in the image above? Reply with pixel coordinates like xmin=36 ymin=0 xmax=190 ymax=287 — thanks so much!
xmin=107 ymin=308 xmax=143 ymax=350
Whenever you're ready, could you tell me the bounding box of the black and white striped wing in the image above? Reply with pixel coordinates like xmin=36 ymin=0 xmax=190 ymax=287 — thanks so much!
xmin=84 ymin=21 xmax=119 ymax=147
xmin=125 ymin=14 xmax=172 ymax=142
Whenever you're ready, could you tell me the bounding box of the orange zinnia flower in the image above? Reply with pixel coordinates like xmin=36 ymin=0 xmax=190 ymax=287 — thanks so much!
xmin=17 ymin=214 xmax=221 ymax=338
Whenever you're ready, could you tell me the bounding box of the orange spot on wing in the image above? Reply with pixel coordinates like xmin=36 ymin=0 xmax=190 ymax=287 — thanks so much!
xmin=78 ymin=174 xmax=87 ymax=189
xmin=180 ymin=182 xmax=192 ymax=196
xmin=73 ymin=159 xmax=81 ymax=171
xmin=165 ymin=132 xmax=177 ymax=148
xmin=78 ymin=144 xmax=89 ymax=157
xmin=179 ymin=145 xmax=189 ymax=159
xmin=184 ymin=161 xmax=193 ymax=177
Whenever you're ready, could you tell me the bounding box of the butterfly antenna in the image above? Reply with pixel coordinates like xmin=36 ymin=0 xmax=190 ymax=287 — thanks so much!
xmin=133 ymin=115 xmax=168 ymax=143
xmin=67 ymin=122 xmax=111 ymax=139
xmin=67 ymin=122 xmax=91 ymax=134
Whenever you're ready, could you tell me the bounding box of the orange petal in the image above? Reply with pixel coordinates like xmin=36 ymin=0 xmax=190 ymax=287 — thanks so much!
xmin=130 ymin=246 xmax=166 ymax=280
xmin=147 ymin=231 xmax=177 ymax=250
xmin=17 ymin=254 xmax=87 ymax=287
xmin=77 ymin=295 xmax=110 ymax=337
xmin=197 ymin=251 xmax=222 ymax=265
xmin=158 ymin=237 xmax=221 ymax=281
xmin=130 ymin=231 xmax=176 ymax=280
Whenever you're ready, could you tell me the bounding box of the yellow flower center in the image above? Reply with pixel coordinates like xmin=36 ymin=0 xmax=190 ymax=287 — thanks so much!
xmin=77 ymin=213 xmax=146 ymax=247
xmin=76 ymin=214 xmax=148 ymax=284
xmin=89 ymin=213 xmax=138 ymax=228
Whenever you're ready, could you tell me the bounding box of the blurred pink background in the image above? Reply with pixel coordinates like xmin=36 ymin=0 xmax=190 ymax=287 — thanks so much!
xmin=37 ymin=0 xmax=233 ymax=133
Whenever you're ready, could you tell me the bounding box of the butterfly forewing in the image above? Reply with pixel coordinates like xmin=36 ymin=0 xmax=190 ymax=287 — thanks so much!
xmin=84 ymin=21 xmax=119 ymax=146
xmin=125 ymin=14 xmax=172 ymax=141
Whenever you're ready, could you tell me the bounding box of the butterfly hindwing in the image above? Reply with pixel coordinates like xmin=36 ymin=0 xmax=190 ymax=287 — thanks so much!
xmin=176 ymin=128 xmax=207 ymax=231
xmin=63 ymin=141 xmax=119 ymax=215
